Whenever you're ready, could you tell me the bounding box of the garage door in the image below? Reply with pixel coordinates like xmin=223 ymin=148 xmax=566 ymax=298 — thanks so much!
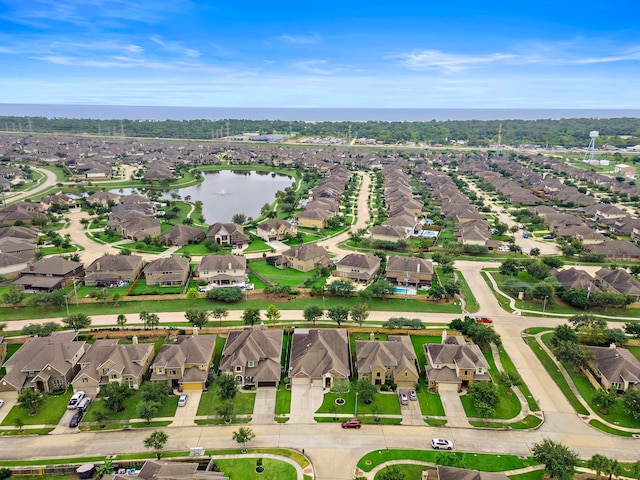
xmin=257 ymin=381 xmax=277 ymax=387
xmin=181 ymin=382 xmax=203 ymax=391
xmin=291 ymin=376 xmax=311 ymax=386
xmin=438 ymin=382 xmax=459 ymax=392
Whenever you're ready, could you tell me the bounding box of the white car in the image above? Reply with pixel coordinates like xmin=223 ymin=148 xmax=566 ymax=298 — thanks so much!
xmin=67 ymin=391 xmax=85 ymax=410
xmin=498 ymin=245 xmax=511 ymax=252
xmin=431 ymin=438 xmax=454 ymax=450
xmin=0 ymin=399 xmax=4 ymax=409
xmin=178 ymin=394 xmax=188 ymax=407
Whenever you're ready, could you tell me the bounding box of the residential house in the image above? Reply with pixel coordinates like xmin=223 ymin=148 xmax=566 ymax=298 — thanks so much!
xmin=159 ymin=225 xmax=205 ymax=246
xmin=288 ymin=329 xmax=349 ymax=388
xmin=13 ymin=256 xmax=85 ymax=291
xmin=385 ymin=256 xmax=433 ymax=289
xmin=206 ymin=223 xmax=250 ymax=248
xmin=356 ymin=336 xmax=419 ymax=389
xmin=277 ymin=243 xmax=332 ymax=272
xmin=40 ymin=194 xmax=78 ymax=211
xmin=113 ymin=460 xmax=229 ymax=480
xmin=107 ymin=211 xmax=161 ymax=241
xmin=294 ymin=209 xmax=333 ymax=229
xmin=437 ymin=466 xmax=510 ymax=480
xmin=370 ymin=225 xmax=410 ymax=243
xmin=553 ymin=267 xmax=598 ymax=292
xmin=219 ymin=327 xmax=282 ymax=388
xmin=0 ymin=201 xmax=46 ymax=226
xmin=151 ymin=334 xmax=217 ymax=391
xmin=84 ymin=254 xmax=144 ymax=286
xmin=584 ymin=239 xmax=640 ymax=261
xmin=71 ymin=338 xmax=154 ymax=393
xmin=333 ymin=253 xmax=380 ymax=285
xmin=197 ymin=255 xmax=247 ymax=286
xmin=144 ymin=256 xmax=190 ymax=286
xmin=424 ymin=331 xmax=490 ymax=392
xmin=256 ymin=220 xmax=297 ymax=242
xmin=0 ymin=331 xmax=86 ymax=393
xmin=587 ymin=344 xmax=640 ymax=392
xmin=595 ymin=268 xmax=640 ymax=302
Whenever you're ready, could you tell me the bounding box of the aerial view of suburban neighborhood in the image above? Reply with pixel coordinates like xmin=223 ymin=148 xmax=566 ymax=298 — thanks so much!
xmin=0 ymin=116 xmax=639 ymax=480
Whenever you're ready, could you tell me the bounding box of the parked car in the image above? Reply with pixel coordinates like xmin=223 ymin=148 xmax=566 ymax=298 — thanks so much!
xmin=475 ymin=316 xmax=493 ymax=323
xmin=178 ymin=394 xmax=188 ymax=407
xmin=523 ymin=232 xmax=529 ymax=238
xmin=399 ymin=393 xmax=408 ymax=405
xmin=69 ymin=411 xmax=84 ymax=428
xmin=498 ymin=245 xmax=511 ymax=252
xmin=543 ymin=234 xmax=555 ymax=239
xmin=341 ymin=419 xmax=361 ymax=429
xmin=431 ymin=438 xmax=454 ymax=450
xmin=0 ymin=399 xmax=4 ymax=409
xmin=77 ymin=397 xmax=91 ymax=412
xmin=409 ymin=390 xmax=417 ymax=401
xmin=67 ymin=391 xmax=85 ymax=410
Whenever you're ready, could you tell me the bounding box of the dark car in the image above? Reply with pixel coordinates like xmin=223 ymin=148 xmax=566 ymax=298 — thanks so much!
xmin=341 ymin=419 xmax=361 ymax=429
xmin=475 ymin=316 xmax=493 ymax=323
xmin=543 ymin=234 xmax=555 ymax=240
xmin=70 ymin=411 xmax=84 ymax=428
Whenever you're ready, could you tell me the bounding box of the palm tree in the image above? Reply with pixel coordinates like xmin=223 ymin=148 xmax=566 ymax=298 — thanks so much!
xmin=143 ymin=430 xmax=169 ymax=459
xmin=589 ymin=454 xmax=610 ymax=480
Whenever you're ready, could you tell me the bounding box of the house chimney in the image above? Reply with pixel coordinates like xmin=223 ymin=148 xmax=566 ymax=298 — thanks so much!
xmin=442 ymin=329 xmax=447 ymax=343
xmin=132 ymin=335 xmax=138 ymax=344
xmin=229 ymin=262 xmax=232 ymax=270
xmin=96 ymin=262 xmax=100 ymax=271
xmin=417 ymin=262 xmax=420 ymax=273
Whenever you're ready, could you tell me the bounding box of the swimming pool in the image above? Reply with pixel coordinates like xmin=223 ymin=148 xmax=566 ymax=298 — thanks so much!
xmin=394 ymin=286 xmax=417 ymax=295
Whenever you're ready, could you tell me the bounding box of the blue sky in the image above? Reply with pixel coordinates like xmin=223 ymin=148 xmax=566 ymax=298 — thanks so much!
xmin=1 ymin=0 xmax=639 ymax=108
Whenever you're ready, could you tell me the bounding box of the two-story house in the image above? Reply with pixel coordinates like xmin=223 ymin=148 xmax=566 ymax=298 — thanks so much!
xmin=13 ymin=256 xmax=85 ymax=291
xmin=276 ymin=244 xmax=332 ymax=272
xmin=356 ymin=336 xmax=419 ymax=389
xmin=0 ymin=331 xmax=86 ymax=393
xmin=71 ymin=338 xmax=154 ymax=393
xmin=256 ymin=220 xmax=297 ymax=242
xmin=196 ymin=255 xmax=247 ymax=286
xmin=143 ymin=256 xmax=190 ymax=286
xmin=288 ymin=329 xmax=349 ymax=389
xmin=424 ymin=331 xmax=490 ymax=392
xmin=151 ymin=334 xmax=217 ymax=391
xmin=219 ymin=327 xmax=282 ymax=388
xmin=385 ymin=256 xmax=433 ymax=289
xmin=333 ymin=253 xmax=380 ymax=285
xmin=84 ymin=254 xmax=144 ymax=287
xmin=206 ymin=223 xmax=250 ymax=248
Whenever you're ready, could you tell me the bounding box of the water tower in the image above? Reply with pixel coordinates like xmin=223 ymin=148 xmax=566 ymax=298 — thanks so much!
xmin=583 ymin=130 xmax=599 ymax=163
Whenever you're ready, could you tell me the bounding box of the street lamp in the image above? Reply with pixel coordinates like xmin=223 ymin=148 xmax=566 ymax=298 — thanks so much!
xmin=64 ymin=294 xmax=69 ymax=316
xmin=543 ymin=295 xmax=548 ymax=313
xmin=72 ymin=277 xmax=79 ymax=307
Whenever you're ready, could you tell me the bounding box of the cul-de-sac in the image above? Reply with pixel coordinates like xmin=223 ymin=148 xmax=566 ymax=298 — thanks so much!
xmin=0 ymin=131 xmax=640 ymax=480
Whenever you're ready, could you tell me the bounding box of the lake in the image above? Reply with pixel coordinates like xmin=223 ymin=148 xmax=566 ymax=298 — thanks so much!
xmin=115 ymin=170 xmax=294 ymax=223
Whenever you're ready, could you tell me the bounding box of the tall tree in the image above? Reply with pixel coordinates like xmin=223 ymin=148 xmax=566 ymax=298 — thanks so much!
xmin=303 ymin=305 xmax=324 ymax=325
xmin=532 ymin=438 xmax=578 ymax=480
xmin=327 ymin=306 xmax=350 ymax=326
xmin=216 ymin=374 xmax=238 ymax=401
xmin=101 ymin=381 xmax=133 ymax=412
xmin=62 ymin=313 xmax=91 ymax=331
xmin=137 ymin=401 xmax=160 ymax=425
xmin=17 ymin=388 xmax=44 ymax=415
xmin=242 ymin=307 xmax=261 ymax=326
xmin=588 ymin=454 xmax=610 ymax=480
xmin=211 ymin=306 xmax=229 ymax=326
xmin=185 ymin=309 xmax=210 ymax=328
xmin=350 ymin=303 xmax=369 ymax=326
xmin=116 ymin=314 xmax=127 ymax=329
xmin=143 ymin=430 xmax=169 ymax=459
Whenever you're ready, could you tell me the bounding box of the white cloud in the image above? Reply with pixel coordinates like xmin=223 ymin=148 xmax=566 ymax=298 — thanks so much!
xmin=150 ymin=36 xmax=200 ymax=58
xmin=293 ymin=59 xmax=347 ymax=75
xmin=277 ymin=34 xmax=320 ymax=45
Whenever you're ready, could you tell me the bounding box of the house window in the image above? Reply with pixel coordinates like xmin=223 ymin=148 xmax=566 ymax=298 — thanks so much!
xmin=53 ymin=379 xmax=63 ymax=388
xmin=158 ymin=367 xmax=164 ymax=373
xmin=405 ymin=372 xmax=408 ymax=377
xmin=111 ymin=374 xmax=117 ymax=379
xmin=248 ymin=361 xmax=254 ymax=368
xmin=376 ymin=372 xmax=381 ymax=377
xmin=82 ymin=378 xmax=88 ymax=383
xmin=235 ymin=366 xmax=242 ymax=372
xmin=102 ymin=368 xmax=109 ymax=375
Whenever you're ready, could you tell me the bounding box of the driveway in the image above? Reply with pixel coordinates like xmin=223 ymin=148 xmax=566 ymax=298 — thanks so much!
xmin=0 ymin=392 xmax=17 ymax=425
xmin=438 ymin=388 xmax=470 ymax=428
xmin=398 ymin=389 xmax=423 ymax=426
xmin=250 ymin=388 xmax=276 ymax=425
xmin=170 ymin=390 xmax=202 ymax=427
xmin=289 ymin=384 xmax=324 ymax=424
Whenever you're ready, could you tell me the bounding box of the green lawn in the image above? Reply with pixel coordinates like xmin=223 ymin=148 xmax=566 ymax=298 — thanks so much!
xmin=248 ymin=261 xmax=321 ymax=287
xmin=39 ymin=245 xmax=78 ymax=255
xmin=460 ymin=383 xmax=521 ymax=420
xmin=1 ymin=389 xmax=72 ymax=426
xmin=0 ymin=343 xmax=21 ymax=376
xmin=129 ymin=278 xmax=195 ymax=296
xmin=176 ymin=243 xmax=231 ymax=255
xmin=213 ymin=458 xmax=297 ymax=480
xmin=275 ymin=385 xmax=291 ymax=415
xmin=410 ymin=335 xmax=443 ymax=371
xmin=495 ymin=344 xmax=539 ymax=411
xmin=315 ymin=382 xmax=401 ymax=416
xmin=118 ymin=242 xmax=169 ymax=253
xmin=417 ymin=383 xmax=445 ymax=417
xmin=197 ymin=385 xmax=256 ymax=416
xmin=375 ymin=465 xmax=430 ymax=480
xmin=84 ymin=390 xmax=178 ymax=422
xmin=243 ymin=238 xmax=272 ymax=253
xmin=357 ymin=450 xmax=538 ymax=472
xmin=527 ymin=336 xmax=589 ymax=415
xmin=91 ymin=230 xmax=122 ymax=243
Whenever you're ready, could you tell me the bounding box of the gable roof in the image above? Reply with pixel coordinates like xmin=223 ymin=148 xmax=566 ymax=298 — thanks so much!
xmin=437 ymin=466 xmax=509 ymax=480
xmin=220 ymin=328 xmax=282 ymax=383
xmin=356 ymin=336 xmax=418 ymax=376
xmin=19 ymin=256 xmax=82 ymax=276
xmin=74 ymin=339 xmax=153 ymax=383
xmin=144 ymin=256 xmax=190 ymax=274
xmin=280 ymin=243 xmax=329 ymax=261
xmin=86 ymin=254 xmax=143 ymax=273
xmin=152 ymin=335 xmax=217 ymax=369
xmin=587 ymin=345 xmax=640 ymax=387
xmin=198 ymin=254 xmax=246 ymax=272
xmin=289 ymin=329 xmax=349 ymax=380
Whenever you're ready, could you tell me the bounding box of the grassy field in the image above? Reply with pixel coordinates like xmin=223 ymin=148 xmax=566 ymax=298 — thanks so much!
xmin=197 ymin=385 xmax=256 ymax=416
xmin=315 ymin=382 xmax=401 ymax=416
xmin=84 ymin=390 xmax=179 ymax=422
xmin=410 ymin=335 xmax=443 ymax=371
xmin=248 ymin=261 xmax=321 ymax=287
xmin=275 ymin=384 xmax=291 ymax=415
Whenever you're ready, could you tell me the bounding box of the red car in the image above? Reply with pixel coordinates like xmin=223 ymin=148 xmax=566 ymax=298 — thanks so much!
xmin=341 ymin=419 xmax=361 ymax=429
xmin=475 ymin=316 xmax=493 ymax=323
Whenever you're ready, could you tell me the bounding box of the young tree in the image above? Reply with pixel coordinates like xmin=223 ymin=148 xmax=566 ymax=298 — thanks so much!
xmin=116 ymin=314 xmax=127 ymax=329
xmin=62 ymin=313 xmax=91 ymax=331
xmin=2 ymin=288 xmax=25 ymax=308
xmin=101 ymin=381 xmax=133 ymax=412
xmin=145 ymin=312 xmax=160 ymax=329
xmin=592 ymin=388 xmax=618 ymax=414
xmin=531 ymin=438 xmax=578 ymax=480
xmin=93 ymin=408 xmax=108 ymax=429
xmin=216 ymin=374 xmax=238 ymax=401
xmin=18 ymin=388 xmax=44 ymax=415
xmin=143 ymin=430 xmax=169 ymax=459
xmin=327 ymin=305 xmax=350 ymax=326
xmin=377 ymin=465 xmax=404 ymax=480
xmin=242 ymin=307 xmax=261 ymax=326
xmin=211 ymin=306 xmax=229 ymax=326
xmin=350 ymin=303 xmax=369 ymax=326
xmin=355 ymin=378 xmax=377 ymax=405
xmin=606 ymin=459 xmax=622 ymax=480
xmin=326 ymin=279 xmax=355 ymax=297
xmin=265 ymin=304 xmax=281 ymax=323
xmin=303 ymin=305 xmax=324 ymax=325
xmin=137 ymin=401 xmax=160 ymax=425
xmin=185 ymin=309 xmax=210 ymax=328
xmin=216 ymin=400 xmax=235 ymax=422
xmin=232 ymin=426 xmax=256 ymax=449
xmin=623 ymin=388 xmax=640 ymax=421
xmin=588 ymin=454 xmax=610 ymax=480
xmin=13 ymin=417 xmax=24 ymax=433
